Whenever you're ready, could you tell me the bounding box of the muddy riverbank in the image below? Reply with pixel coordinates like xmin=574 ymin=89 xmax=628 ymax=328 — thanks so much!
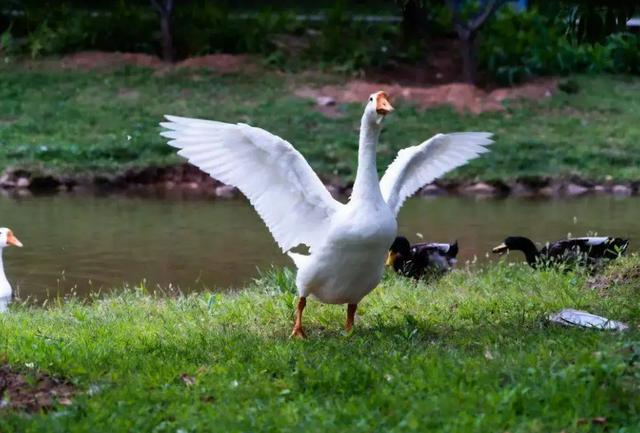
xmin=1 ymin=165 xmax=638 ymax=199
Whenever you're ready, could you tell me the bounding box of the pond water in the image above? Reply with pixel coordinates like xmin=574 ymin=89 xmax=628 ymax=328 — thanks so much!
xmin=0 ymin=192 xmax=637 ymax=301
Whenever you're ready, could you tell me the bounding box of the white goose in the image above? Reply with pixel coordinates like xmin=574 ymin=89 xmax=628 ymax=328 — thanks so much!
xmin=0 ymin=227 xmax=23 ymax=310
xmin=161 ymin=92 xmax=492 ymax=337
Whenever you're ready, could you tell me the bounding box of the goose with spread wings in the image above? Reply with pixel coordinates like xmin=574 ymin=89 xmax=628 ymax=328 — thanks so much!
xmin=160 ymin=91 xmax=492 ymax=337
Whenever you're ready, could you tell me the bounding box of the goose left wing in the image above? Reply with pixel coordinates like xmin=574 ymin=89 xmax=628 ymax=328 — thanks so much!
xmin=380 ymin=133 xmax=493 ymax=216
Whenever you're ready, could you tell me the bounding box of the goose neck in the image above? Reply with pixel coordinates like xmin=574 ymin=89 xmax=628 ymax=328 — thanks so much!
xmin=352 ymin=118 xmax=382 ymax=201
xmin=0 ymin=249 xmax=9 ymax=297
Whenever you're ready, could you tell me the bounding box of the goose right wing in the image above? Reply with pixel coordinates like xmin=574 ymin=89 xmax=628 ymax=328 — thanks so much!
xmin=160 ymin=115 xmax=342 ymax=252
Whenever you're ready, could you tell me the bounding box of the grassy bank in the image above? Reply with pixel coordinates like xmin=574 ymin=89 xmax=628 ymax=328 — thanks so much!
xmin=1 ymin=258 xmax=639 ymax=432
xmin=1 ymin=62 xmax=640 ymax=184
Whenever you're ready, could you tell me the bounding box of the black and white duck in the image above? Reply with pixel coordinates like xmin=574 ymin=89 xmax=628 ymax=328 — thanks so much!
xmin=492 ymin=236 xmax=629 ymax=268
xmin=387 ymin=236 xmax=458 ymax=278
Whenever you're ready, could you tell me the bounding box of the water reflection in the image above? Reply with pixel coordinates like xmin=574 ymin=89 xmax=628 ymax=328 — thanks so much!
xmin=0 ymin=192 xmax=637 ymax=301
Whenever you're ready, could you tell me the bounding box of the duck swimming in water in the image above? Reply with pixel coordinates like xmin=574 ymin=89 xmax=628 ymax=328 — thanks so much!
xmin=492 ymin=235 xmax=629 ymax=268
xmin=387 ymin=236 xmax=458 ymax=279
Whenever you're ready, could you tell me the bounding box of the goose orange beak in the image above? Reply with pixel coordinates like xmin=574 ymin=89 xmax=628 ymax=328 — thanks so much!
xmin=375 ymin=91 xmax=394 ymax=115
xmin=7 ymin=230 xmax=23 ymax=248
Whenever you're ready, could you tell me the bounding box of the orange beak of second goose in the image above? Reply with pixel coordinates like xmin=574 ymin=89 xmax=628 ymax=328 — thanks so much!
xmin=7 ymin=230 xmax=23 ymax=248
xmin=375 ymin=92 xmax=394 ymax=115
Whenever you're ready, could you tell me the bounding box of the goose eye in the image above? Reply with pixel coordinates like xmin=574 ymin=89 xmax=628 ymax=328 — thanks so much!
xmin=369 ymin=97 xmax=373 ymax=102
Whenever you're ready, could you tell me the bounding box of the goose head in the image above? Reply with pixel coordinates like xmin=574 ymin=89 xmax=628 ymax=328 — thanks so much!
xmin=0 ymin=228 xmax=23 ymax=249
xmin=364 ymin=91 xmax=394 ymax=126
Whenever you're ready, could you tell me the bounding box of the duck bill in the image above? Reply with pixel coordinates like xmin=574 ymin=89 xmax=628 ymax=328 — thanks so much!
xmin=386 ymin=251 xmax=398 ymax=266
xmin=7 ymin=231 xmax=23 ymax=248
xmin=492 ymin=243 xmax=508 ymax=254
xmin=375 ymin=92 xmax=394 ymax=115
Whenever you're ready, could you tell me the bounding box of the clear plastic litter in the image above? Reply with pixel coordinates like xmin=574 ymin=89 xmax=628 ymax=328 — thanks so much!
xmin=548 ymin=308 xmax=629 ymax=331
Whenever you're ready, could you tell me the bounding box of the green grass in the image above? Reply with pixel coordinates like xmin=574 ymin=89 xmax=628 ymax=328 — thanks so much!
xmin=1 ymin=258 xmax=640 ymax=432
xmin=1 ymin=62 xmax=640 ymax=182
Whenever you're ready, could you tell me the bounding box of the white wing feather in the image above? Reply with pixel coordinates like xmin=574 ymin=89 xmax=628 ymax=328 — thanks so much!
xmin=160 ymin=115 xmax=342 ymax=252
xmin=380 ymin=132 xmax=493 ymax=215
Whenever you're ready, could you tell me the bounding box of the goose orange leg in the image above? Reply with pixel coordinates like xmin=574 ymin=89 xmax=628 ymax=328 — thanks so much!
xmin=290 ymin=297 xmax=307 ymax=338
xmin=345 ymin=303 xmax=357 ymax=332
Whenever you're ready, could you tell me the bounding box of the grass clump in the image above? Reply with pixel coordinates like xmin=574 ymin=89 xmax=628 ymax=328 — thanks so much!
xmin=1 ymin=63 xmax=640 ymax=183
xmin=1 ymin=258 xmax=639 ymax=432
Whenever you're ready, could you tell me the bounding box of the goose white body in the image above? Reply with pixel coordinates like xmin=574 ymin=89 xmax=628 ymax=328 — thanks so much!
xmin=161 ymin=92 xmax=492 ymax=331
xmin=291 ymin=198 xmax=397 ymax=304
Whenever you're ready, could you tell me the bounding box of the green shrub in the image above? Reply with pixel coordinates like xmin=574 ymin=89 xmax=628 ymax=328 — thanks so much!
xmin=0 ymin=2 xmax=407 ymax=71
xmin=0 ymin=23 xmax=16 ymax=55
xmin=173 ymin=4 xmax=299 ymax=57
xmin=481 ymin=7 xmax=640 ymax=85
xmin=3 ymin=2 xmax=156 ymax=57
xmin=562 ymin=1 xmax=635 ymax=44
xmin=302 ymin=3 xmax=400 ymax=71
xmin=480 ymin=8 xmax=554 ymax=84
xmin=604 ymin=32 xmax=640 ymax=74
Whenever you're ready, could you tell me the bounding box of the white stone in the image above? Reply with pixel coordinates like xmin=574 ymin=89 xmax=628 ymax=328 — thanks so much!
xmin=316 ymin=96 xmax=336 ymax=107
xmin=215 ymin=185 xmax=238 ymax=198
xmin=16 ymin=177 xmax=30 ymax=188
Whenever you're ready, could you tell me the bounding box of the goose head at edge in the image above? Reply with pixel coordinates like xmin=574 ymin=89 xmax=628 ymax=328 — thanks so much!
xmin=0 ymin=227 xmax=23 ymax=300
xmin=0 ymin=228 xmax=23 ymax=249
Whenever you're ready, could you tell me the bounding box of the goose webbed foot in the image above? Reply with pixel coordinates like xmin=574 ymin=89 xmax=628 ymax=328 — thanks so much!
xmin=290 ymin=326 xmax=307 ymax=339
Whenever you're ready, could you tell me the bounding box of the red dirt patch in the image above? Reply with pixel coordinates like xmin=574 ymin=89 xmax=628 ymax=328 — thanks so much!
xmin=0 ymin=364 xmax=74 ymax=412
xmin=62 ymin=51 xmax=165 ymax=70
xmin=295 ymin=79 xmax=556 ymax=114
xmin=177 ymin=54 xmax=255 ymax=74
xmin=60 ymin=51 xmax=255 ymax=74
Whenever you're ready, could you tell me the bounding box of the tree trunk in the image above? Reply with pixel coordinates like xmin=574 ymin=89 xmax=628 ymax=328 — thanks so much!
xmin=459 ymin=31 xmax=477 ymax=85
xmin=446 ymin=0 xmax=508 ymax=85
xmin=401 ymin=0 xmax=427 ymax=42
xmin=151 ymin=0 xmax=175 ymax=62
xmin=160 ymin=14 xmax=174 ymax=62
